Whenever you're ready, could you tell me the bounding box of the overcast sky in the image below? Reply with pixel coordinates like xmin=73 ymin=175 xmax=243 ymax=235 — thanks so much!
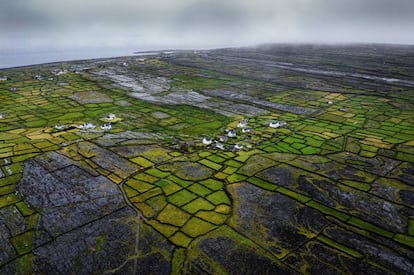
xmin=1 ymin=0 xmax=414 ymax=52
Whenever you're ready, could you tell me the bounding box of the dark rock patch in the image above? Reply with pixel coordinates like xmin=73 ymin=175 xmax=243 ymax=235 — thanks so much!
xmin=256 ymin=166 xmax=294 ymax=187
xmin=159 ymin=162 xmax=213 ymax=181
xmin=0 ymin=206 xmax=30 ymax=236
xmin=399 ymin=190 xmax=414 ymax=207
xmin=33 ymin=209 xmax=137 ymax=274
xmin=135 ymin=223 xmax=174 ymax=275
xmin=18 ymin=159 xmax=125 ymax=237
xmin=196 ymin=236 xmax=295 ymax=274
xmin=284 ymin=241 xmax=390 ymax=275
xmin=228 ymin=183 xmax=329 ymax=256
xmin=324 ymin=224 xmax=414 ymax=274
xmin=0 ymin=224 xmax=16 ymax=266
xmin=297 ymin=176 xmax=336 ymax=207
xmin=15 ymin=153 xmax=140 ymax=274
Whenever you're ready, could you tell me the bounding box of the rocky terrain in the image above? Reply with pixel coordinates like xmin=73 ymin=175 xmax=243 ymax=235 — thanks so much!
xmin=1 ymin=44 xmax=414 ymax=274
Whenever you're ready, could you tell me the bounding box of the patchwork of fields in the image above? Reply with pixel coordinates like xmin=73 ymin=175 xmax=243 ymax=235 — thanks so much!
xmin=1 ymin=44 xmax=414 ymax=274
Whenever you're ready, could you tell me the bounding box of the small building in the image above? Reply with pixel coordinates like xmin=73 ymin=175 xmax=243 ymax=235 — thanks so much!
xmin=202 ymin=136 xmax=212 ymax=145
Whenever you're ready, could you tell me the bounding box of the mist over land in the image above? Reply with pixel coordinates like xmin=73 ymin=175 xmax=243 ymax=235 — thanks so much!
xmin=1 ymin=0 xmax=414 ymax=68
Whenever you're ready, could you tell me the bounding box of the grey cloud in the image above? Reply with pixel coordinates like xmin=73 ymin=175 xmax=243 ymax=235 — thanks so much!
xmin=1 ymin=0 xmax=413 ymax=51
xmin=0 ymin=0 xmax=52 ymax=30
xmin=172 ymin=1 xmax=247 ymax=29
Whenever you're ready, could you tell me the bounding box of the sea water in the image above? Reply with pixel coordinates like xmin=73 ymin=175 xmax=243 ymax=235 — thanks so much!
xmin=0 ymin=47 xmax=138 ymax=69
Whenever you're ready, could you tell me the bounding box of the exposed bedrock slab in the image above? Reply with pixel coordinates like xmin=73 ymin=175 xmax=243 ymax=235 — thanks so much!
xmin=204 ymin=89 xmax=316 ymax=115
xmin=327 ymin=152 xmax=400 ymax=177
xmin=323 ymin=223 xmax=414 ymax=274
xmin=0 ymin=223 xmax=17 ymax=266
xmin=57 ymin=142 xmax=140 ymax=180
xmin=134 ymin=223 xmax=174 ymax=275
xmin=389 ymin=162 xmax=414 ymax=187
xmin=129 ymin=90 xmax=210 ymax=106
xmin=33 ymin=209 xmax=137 ymax=274
xmin=257 ymin=165 xmax=408 ymax=233
xmin=0 ymin=205 xmax=31 ymax=237
xmin=158 ymin=161 xmax=214 ymax=181
xmin=70 ymin=91 xmax=113 ymax=104
xmin=283 ymin=240 xmax=391 ymax=274
xmin=96 ymin=131 xmax=167 ymax=147
xmin=112 ymin=144 xmax=172 ymax=163
xmin=15 ymin=152 xmax=140 ymax=274
xmin=227 ymin=183 xmax=329 ymax=257
xmin=186 ymin=232 xmax=296 ymax=274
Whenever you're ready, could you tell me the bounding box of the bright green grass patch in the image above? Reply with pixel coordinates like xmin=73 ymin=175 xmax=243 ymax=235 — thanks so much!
xmin=306 ymin=200 xmax=348 ymax=221
xmin=0 ymin=193 xmax=20 ymax=208
xmin=181 ymin=217 xmax=216 ymax=238
xmin=124 ymin=185 xmax=139 ymax=197
xmin=393 ymin=234 xmax=414 ymax=249
xmin=226 ymin=173 xmax=247 ymax=184
xmin=57 ymin=112 xmax=85 ymax=121
xmin=199 ymin=179 xmax=223 ymax=191
xmin=247 ymin=177 xmax=278 ymax=191
xmin=291 ymin=143 xmax=307 ymax=150
xmin=157 ymin=204 xmax=191 ymax=227
xmin=23 ymin=119 xmax=48 ymax=128
xmin=301 ymin=146 xmax=321 ymax=155
xmin=146 ymin=168 xmax=170 ymax=178
xmin=199 ymin=151 xmax=211 ymax=158
xmin=126 ymin=178 xmax=154 ymax=193
xmin=199 ymin=159 xmax=222 ymax=170
xmin=224 ymin=159 xmax=243 ymax=168
xmin=359 ymin=150 xmax=376 ymax=158
xmin=133 ymin=202 xmax=155 ymax=218
xmin=12 ymin=153 xmax=40 ymax=163
xmin=134 ymin=173 xmax=159 ymax=183
xmin=130 ymin=156 xmax=154 ymax=168
xmin=167 ymin=189 xmax=197 ymax=206
xmin=167 ymin=175 xmax=193 ymax=188
xmin=15 ymin=201 xmax=34 ymax=216
xmin=196 ymin=211 xmax=228 ymax=225
xmin=139 ymin=147 xmax=172 ymax=164
xmin=396 ymin=152 xmax=414 ymax=163
xmin=318 ymin=113 xmax=346 ymax=123
xmin=170 ymin=231 xmax=192 ymax=248
xmin=182 ymin=198 xmax=215 ymax=214
xmin=155 ymin=179 xmax=169 ymax=187
xmin=206 ymin=191 xmax=230 ymax=205
xmin=207 ymin=154 xmax=226 ymax=163
xmin=188 ymin=184 xmax=212 ymax=196
xmin=215 ymin=204 xmax=231 ymax=214
xmin=130 ymin=188 xmax=163 ymax=203
xmin=340 ymin=180 xmax=371 ymax=192
xmin=284 ymin=137 xmax=304 ymax=144
xmin=222 ymin=166 xmax=238 ymax=175
xmin=348 ymin=217 xmax=394 ymax=238
xmin=317 ymin=235 xmax=363 ymax=258
xmin=171 ymin=248 xmax=186 ymax=275
xmin=0 ymin=184 xmax=15 ymax=196
xmin=161 ymin=180 xmax=182 ymax=196
xmin=305 ymin=137 xmax=324 ymax=147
